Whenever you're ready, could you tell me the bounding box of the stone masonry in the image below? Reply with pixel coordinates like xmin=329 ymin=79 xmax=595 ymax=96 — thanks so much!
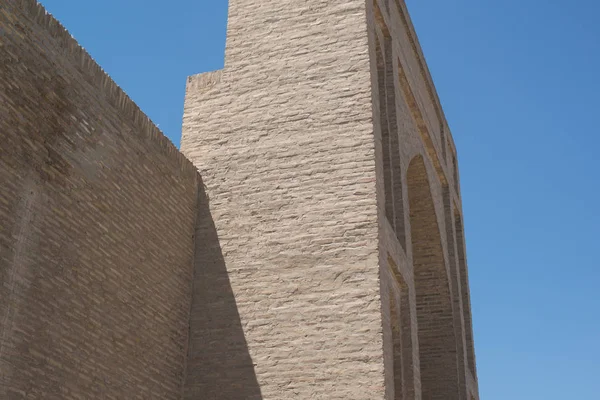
xmin=182 ymin=0 xmax=479 ymax=399
xmin=0 ymin=1 xmax=199 ymax=398
xmin=1 ymin=0 xmax=480 ymax=399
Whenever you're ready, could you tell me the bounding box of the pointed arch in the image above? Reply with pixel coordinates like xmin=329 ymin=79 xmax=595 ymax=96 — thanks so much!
xmin=407 ymin=155 xmax=459 ymax=399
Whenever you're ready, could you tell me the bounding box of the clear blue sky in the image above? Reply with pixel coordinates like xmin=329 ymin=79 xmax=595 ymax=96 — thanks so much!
xmin=40 ymin=0 xmax=600 ymax=398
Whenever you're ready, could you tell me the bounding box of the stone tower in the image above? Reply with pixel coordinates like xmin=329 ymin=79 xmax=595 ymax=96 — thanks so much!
xmin=181 ymin=0 xmax=479 ymax=399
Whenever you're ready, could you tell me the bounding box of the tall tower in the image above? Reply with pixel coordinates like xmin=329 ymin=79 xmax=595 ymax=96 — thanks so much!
xmin=181 ymin=0 xmax=479 ymax=399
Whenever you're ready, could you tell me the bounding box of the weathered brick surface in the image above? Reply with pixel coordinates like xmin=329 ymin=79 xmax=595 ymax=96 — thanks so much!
xmin=370 ymin=0 xmax=480 ymax=399
xmin=0 ymin=0 xmax=480 ymax=398
xmin=182 ymin=0 xmax=383 ymax=398
xmin=0 ymin=1 xmax=199 ymax=399
xmin=183 ymin=0 xmax=480 ymax=399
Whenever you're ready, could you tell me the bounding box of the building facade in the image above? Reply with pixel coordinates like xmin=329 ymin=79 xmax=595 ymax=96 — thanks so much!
xmin=182 ymin=0 xmax=478 ymax=399
xmin=1 ymin=0 xmax=479 ymax=398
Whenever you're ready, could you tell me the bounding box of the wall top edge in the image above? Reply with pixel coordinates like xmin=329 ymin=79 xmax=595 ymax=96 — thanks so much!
xmin=15 ymin=0 xmax=199 ymax=177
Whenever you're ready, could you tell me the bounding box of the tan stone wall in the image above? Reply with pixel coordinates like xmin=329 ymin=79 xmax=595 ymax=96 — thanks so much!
xmin=183 ymin=0 xmax=480 ymax=398
xmin=182 ymin=0 xmax=383 ymax=398
xmin=0 ymin=0 xmax=480 ymax=398
xmin=0 ymin=1 xmax=199 ymax=399
xmin=370 ymin=0 xmax=479 ymax=399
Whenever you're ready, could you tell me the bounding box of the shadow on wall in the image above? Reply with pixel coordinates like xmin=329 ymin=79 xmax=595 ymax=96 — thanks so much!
xmin=407 ymin=155 xmax=460 ymax=399
xmin=184 ymin=178 xmax=263 ymax=400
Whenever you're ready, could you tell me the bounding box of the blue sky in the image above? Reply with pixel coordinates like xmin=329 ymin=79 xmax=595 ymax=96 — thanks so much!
xmin=40 ymin=0 xmax=600 ymax=398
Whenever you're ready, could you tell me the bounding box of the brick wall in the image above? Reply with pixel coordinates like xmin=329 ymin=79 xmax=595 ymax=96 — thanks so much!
xmin=182 ymin=0 xmax=480 ymax=397
xmin=0 ymin=0 xmax=481 ymax=398
xmin=0 ymin=1 xmax=199 ymax=399
xmin=181 ymin=0 xmax=384 ymax=398
xmin=370 ymin=0 xmax=480 ymax=398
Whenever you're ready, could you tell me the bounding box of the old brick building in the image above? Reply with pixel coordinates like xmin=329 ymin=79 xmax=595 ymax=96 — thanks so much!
xmin=1 ymin=0 xmax=479 ymax=399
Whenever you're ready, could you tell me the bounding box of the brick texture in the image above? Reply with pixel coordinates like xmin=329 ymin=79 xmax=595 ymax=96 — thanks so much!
xmin=182 ymin=0 xmax=480 ymax=399
xmin=370 ymin=0 xmax=480 ymax=399
xmin=181 ymin=0 xmax=383 ymax=398
xmin=0 ymin=1 xmax=199 ymax=399
xmin=0 ymin=0 xmax=480 ymax=398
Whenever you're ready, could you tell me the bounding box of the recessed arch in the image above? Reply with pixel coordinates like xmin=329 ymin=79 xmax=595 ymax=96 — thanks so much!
xmin=386 ymin=256 xmax=416 ymax=400
xmin=407 ymin=155 xmax=459 ymax=399
xmin=373 ymin=0 xmax=407 ymax=251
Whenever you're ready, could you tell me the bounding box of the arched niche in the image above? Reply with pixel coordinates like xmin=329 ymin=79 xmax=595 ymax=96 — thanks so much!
xmin=407 ymin=155 xmax=459 ymax=399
